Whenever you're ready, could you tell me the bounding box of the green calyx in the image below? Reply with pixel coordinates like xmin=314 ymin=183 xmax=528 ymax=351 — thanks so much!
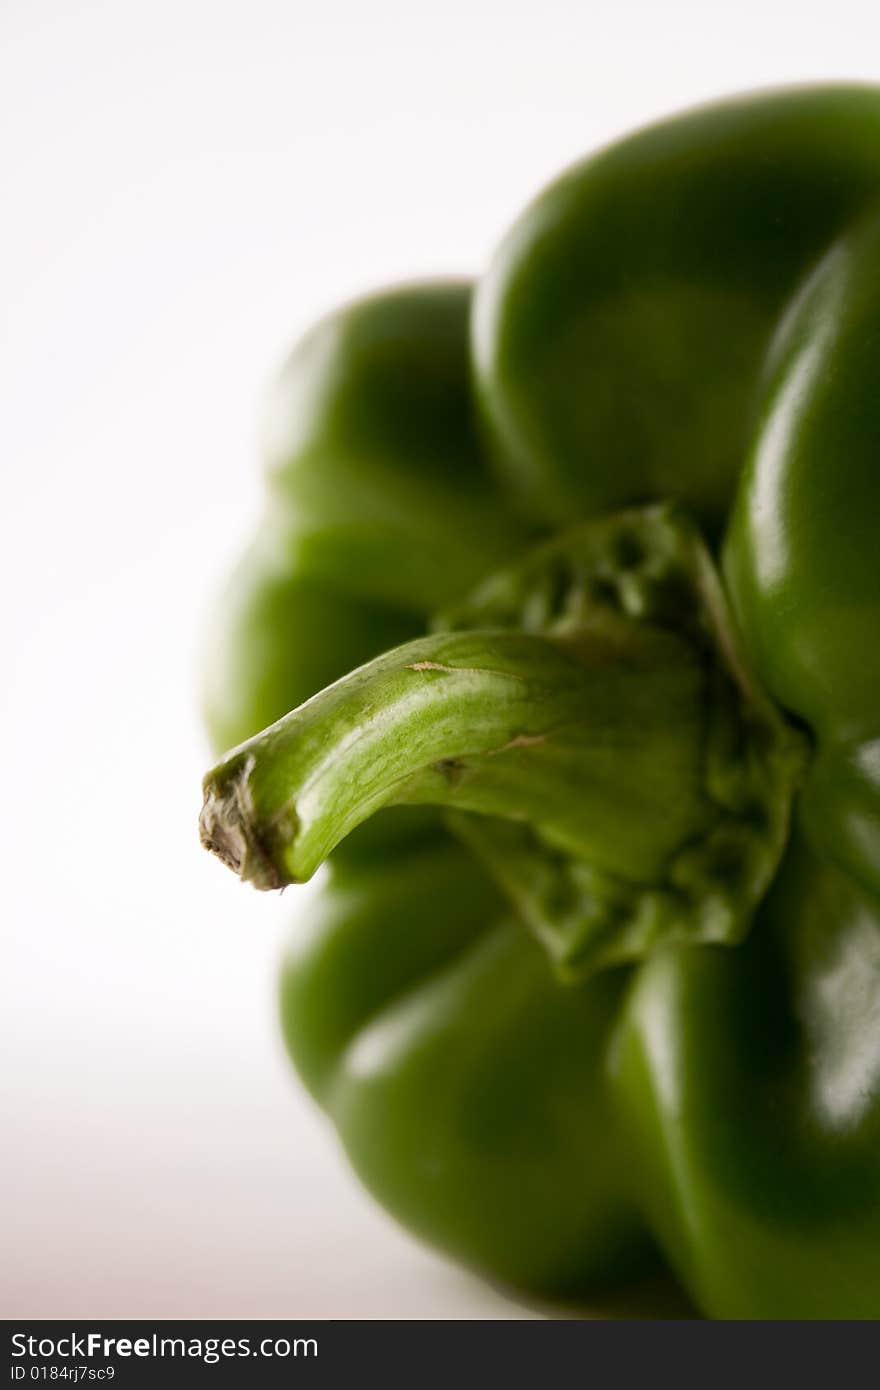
xmin=201 ymin=505 xmax=807 ymax=979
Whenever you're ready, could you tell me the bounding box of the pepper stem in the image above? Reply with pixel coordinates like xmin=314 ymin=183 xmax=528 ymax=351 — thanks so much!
xmin=201 ymin=618 xmax=709 ymax=883
xmin=201 ymin=506 xmax=807 ymax=977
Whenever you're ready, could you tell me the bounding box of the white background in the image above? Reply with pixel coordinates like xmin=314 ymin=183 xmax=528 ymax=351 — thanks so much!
xmin=2 ymin=0 xmax=878 ymax=1319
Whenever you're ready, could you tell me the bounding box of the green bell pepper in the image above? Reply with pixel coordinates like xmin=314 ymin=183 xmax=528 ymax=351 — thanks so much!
xmin=199 ymin=85 xmax=880 ymax=1318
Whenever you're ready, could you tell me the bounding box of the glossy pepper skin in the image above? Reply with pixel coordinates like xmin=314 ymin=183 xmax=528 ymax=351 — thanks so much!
xmin=200 ymin=87 xmax=880 ymax=1318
